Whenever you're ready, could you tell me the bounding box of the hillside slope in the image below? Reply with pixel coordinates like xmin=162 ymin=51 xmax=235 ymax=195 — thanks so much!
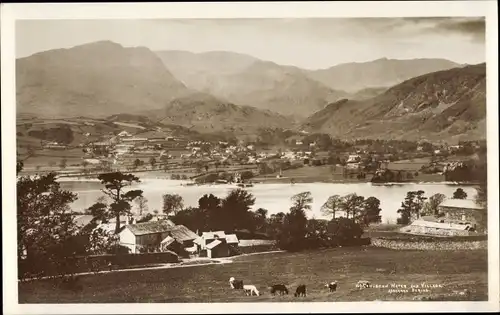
xmin=16 ymin=42 xmax=291 ymax=133
xmin=156 ymin=50 xmax=347 ymax=117
xmin=302 ymin=63 xmax=486 ymax=142
xmin=307 ymin=58 xmax=462 ymax=92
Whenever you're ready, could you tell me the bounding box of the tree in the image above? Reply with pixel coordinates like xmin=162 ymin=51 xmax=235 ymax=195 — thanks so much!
xmin=149 ymin=157 xmax=157 ymax=169
xmin=321 ymin=195 xmax=342 ymax=219
xmin=59 ymin=158 xmax=68 ymax=170
xmin=96 ymin=172 xmax=143 ymax=233
xmin=422 ymin=193 xmax=446 ymax=216
xmin=340 ymin=193 xmax=365 ymax=221
xmin=134 ymin=196 xmax=149 ymax=216
xmin=17 ymin=171 xmax=80 ymax=278
xmin=252 ymin=208 xmax=268 ymax=233
xmin=359 ymin=196 xmax=382 ymax=227
xmin=221 ymin=189 xmax=256 ymax=231
xmin=277 ymin=192 xmax=313 ymax=251
xmin=327 ymin=218 xmax=364 ymax=246
xmin=162 ymin=194 xmax=184 ymax=215
xmin=397 ymin=190 xmax=427 ymax=224
xmin=453 ymin=188 xmax=468 ymax=199
xmin=290 ymin=191 xmax=313 ymax=212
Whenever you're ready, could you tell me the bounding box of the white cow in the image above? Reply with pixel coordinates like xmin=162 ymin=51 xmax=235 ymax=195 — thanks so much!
xmin=243 ymin=284 xmax=260 ymax=296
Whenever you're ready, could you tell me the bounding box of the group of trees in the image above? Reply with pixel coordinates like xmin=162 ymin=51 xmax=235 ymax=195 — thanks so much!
xmin=17 ymin=163 xmax=142 ymax=279
xmin=170 ymin=189 xmax=257 ymax=234
xmin=169 ymin=189 xmax=381 ymax=252
xmin=397 ymin=186 xmax=485 ymax=226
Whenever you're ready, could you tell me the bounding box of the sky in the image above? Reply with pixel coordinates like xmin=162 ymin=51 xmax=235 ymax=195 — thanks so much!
xmin=15 ymin=17 xmax=485 ymax=70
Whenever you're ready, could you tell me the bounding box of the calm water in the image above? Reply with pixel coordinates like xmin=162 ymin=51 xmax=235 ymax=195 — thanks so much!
xmin=59 ymin=179 xmax=478 ymax=223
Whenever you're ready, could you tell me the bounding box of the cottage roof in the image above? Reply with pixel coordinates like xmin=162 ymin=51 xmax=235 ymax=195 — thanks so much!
xmin=439 ymin=199 xmax=483 ymax=210
xmin=169 ymin=225 xmax=199 ymax=242
xmin=126 ymin=220 xmax=176 ymax=235
xmin=73 ymin=215 xmax=94 ymax=227
xmin=225 ymin=234 xmax=239 ymax=244
xmin=206 ymin=239 xmax=222 ymax=249
xmin=202 ymin=231 xmax=226 ymax=240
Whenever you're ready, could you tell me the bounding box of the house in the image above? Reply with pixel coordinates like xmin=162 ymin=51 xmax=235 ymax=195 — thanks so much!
xmin=119 ymin=221 xmax=197 ymax=254
xmin=347 ymin=154 xmax=361 ymax=163
xmin=194 ymin=231 xmax=240 ymax=258
xmin=437 ymin=199 xmax=486 ymax=231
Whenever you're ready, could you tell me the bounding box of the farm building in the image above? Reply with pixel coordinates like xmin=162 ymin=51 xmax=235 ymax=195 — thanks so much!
xmin=400 ymin=220 xmax=473 ymax=237
xmin=119 ymin=221 xmax=198 ymax=254
xmin=194 ymin=231 xmax=240 ymax=258
xmin=437 ymin=199 xmax=486 ymax=231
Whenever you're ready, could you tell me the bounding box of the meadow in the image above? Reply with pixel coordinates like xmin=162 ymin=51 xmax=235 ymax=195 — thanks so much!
xmin=18 ymin=246 xmax=487 ymax=303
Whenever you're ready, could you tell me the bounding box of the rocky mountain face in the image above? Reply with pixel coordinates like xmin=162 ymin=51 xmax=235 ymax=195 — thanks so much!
xmin=302 ymin=63 xmax=486 ymax=142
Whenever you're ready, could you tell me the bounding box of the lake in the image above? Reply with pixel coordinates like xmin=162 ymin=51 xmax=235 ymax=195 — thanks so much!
xmin=58 ymin=179 xmax=478 ymax=223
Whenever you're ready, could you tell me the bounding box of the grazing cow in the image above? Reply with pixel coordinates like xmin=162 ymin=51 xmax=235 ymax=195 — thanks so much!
xmin=325 ymin=281 xmax=338 ymax=292
xmin=294 ymin=284 xmax=306 ymax=297
xmin=229 ymin=277 xmax=244 ymax=289
xmin=356 ymin=280 xmax=371 ymax=289
xmin=270 ymin=284 xmax=289 ymax=295
xmin=243 ymin=284 xmax=260 ymax=296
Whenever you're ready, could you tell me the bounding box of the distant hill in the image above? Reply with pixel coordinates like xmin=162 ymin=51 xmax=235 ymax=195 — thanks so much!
xmin=302 ymin=63 xmax=486 ymax=142
xmin=156 ymin=50 xmax=348 ymax=118
xmin=17 ymin=41 xmax=193 ymax=118
xmin=16 ymin=41 xmax=292 ymax=134
xmin=306 ymin=58 xmax=462 ymax=92
xmin=142 ymin=92 xmax=292 ymax=135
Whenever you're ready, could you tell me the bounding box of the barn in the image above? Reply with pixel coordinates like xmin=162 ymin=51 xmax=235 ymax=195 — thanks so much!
xmin=438 ymin=199 xmax=486 ymax=232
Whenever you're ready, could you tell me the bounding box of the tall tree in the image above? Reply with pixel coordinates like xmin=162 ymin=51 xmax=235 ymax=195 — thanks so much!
xmin=397 ymin=190 xmax=427 ymax=224
xmin=17 ymin=170 xmax=80 ymax=277
xmin=290 ymin=191 xmax=313 ymax=212
xmin=422 ymin=193 xmax=446 ymax=216
xmin=340 ymin=193 xmax=365 ymax=221
xmin=162 ymin=194 xmax=184 ymax=216
xmin=96 ymin=172 xmax=143 ymax=233
xmin=134 ymin=196 xmax=149 ymax=216
xmin=221 ymin=188 xmax=256 ymax=231
xmin=321 ymin=195 xmax=342 ymax=219
xmin=453 ymin=188 xmax=468 ymax=199
xmin=359 ymin=196 xmax=382 ymax=227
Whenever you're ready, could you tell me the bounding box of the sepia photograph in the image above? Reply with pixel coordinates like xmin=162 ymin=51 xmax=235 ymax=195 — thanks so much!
xmin=2 ymin=1 xmax=499 ymax=314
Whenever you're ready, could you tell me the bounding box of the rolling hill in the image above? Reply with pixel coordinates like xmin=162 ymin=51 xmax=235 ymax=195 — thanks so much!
xmin=302 ymin=63 xmax=486 ymax=142
xmin=156 ymin=50 xmax=348 ymax=118
xmin=306 ymin=58 xmax=462 ymax=92
xmin=16 ymin=41 xmax=292 ymax=134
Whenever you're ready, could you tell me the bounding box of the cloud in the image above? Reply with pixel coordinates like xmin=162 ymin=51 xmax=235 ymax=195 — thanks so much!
xmin=399 ymin=17 xmax=485 ymax=42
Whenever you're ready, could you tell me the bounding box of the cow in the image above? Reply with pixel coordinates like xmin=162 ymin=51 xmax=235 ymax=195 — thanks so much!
xmin=269 ymin=284 xmax=289 ymax=295
xmin=325 ymin=281 xmax=337 ymax=292
xmin=229 ymin=277 xmax=244 ymax=289
xmin=243 ymin=284 xmax=260 ymax=296
xmin=294 ymin=284 xmax=306 ymax=297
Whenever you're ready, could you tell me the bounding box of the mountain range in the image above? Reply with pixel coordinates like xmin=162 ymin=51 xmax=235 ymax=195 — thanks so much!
xmin=16 ymin=41 xmax=486 ymax=141
xmin=302 ymin=63 xmax=486 ymax=142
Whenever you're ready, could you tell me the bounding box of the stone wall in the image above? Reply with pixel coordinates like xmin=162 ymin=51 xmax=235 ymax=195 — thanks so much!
xmin=371 ymin=238 xmax=487 ymax=251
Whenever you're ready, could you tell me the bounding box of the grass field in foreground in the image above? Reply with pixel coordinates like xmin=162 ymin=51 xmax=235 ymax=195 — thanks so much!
xmin=18 ymin=247 xmax=487 ymax=303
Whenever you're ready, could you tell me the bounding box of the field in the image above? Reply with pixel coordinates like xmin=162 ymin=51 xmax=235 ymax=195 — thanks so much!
xmin=18 ymin=247 xmax=487 ymax=303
